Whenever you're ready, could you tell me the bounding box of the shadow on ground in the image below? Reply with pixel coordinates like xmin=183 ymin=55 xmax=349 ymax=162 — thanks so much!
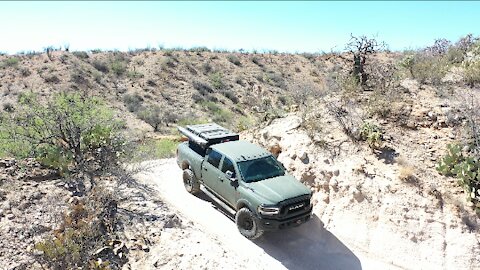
xmin=255 ymin=215 xmax=361 ymax=270
xmin=195 ymin=193 xmax=362 ymax=270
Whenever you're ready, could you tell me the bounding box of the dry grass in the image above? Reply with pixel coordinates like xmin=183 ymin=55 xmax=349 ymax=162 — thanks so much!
xmin=399 ymin=165 xmax=416 ymax=183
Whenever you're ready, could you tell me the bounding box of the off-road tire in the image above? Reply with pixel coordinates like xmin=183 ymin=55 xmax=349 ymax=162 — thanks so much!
xmin=183 ymin=169 xmax=200 ymax=194
xmin=235 ymin=208 xmax=264 ymax=239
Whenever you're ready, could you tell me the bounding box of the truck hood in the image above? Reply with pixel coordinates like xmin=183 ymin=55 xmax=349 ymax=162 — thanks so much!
xmin=245 ymin=175 xmax=311 ymax=204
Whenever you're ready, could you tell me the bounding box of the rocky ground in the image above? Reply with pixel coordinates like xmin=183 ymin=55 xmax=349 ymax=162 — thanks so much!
xmin=242 ymin=94 xmax=480 ymax=269
xmin=0 ymin=159 xmax=258 ymax=270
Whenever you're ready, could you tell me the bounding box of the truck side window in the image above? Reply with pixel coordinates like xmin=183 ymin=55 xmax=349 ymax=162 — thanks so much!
xmin=206 ymin=150 xmax=222 ymax=168
xmin=221 ymin=157 xmax=235 ymax=177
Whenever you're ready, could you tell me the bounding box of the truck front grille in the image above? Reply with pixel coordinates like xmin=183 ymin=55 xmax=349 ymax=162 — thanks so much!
xmin=279 ymin=194 xmax=311 ymax=218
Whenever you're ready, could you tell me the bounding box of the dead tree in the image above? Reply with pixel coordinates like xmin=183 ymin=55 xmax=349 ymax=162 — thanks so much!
xmin=346 ymin=34 xmax=385 ymax=88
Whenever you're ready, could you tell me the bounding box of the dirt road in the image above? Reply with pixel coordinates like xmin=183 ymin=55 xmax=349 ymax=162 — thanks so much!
xmin=135 ymin=159 xmax=402 ymax=270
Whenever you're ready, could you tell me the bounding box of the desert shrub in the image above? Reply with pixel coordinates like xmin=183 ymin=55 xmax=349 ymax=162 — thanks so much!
xmin=72 ymin=51 xmax=89 ymax=59
xmin=93 ymin=60 xmax=109 ymax=73
xmin=263 ymin=71 xmax=286 ymax=89
xmin=326 ymin=100 xmax=365 ymax=141
xmin=236 ymin=115 xmax=255 ymax=132
xmin=227 ymin=54 xmax=241 ymax=66
xmin=400 ymin=55 xmax=415 ymax=78
xmin=463 ymin=60 xmax=480 ymax=87
xmin=302 ymin=53 xmax=317 ymax=61
xmin=278 ymin=95 xmax=290 ymax=106
xmin=0 ymin=93 xmax=126 ymax=177
xmin=446 ymin=46 xmax=466 ymax=64
xmin=193 ymin=80 xmax=214 ymax=95
xmin=34 ymin=188 xmax=126 ymax=269
xmin=251 ymin=56 xmax=263 ymax=67
xmin=127 ymin=70 xmax=144 ymax=79
xmin=209 ymin=72 xmax=225 ymax=89
xmin=437 ymin=144 xmax=480 ymax=212
xmin=425 ymin=38 xmax=451 ymax=56
xmin=137 ymin=105 xmax=162 ymax=131
xmin=44 ymin=75 xmax=61 ymax=84
xmin=160 ymin=57 xmax=176 ymax=70
xmin=411 ymin=53 xmax=448 ymax=85
xmin=93 ymin=71 xmax=103 ymax=84
xmin=201 ymin=62 xmax=212 ymax=74
xmin=399 ymin=165 xmax=417 ymax=183
xmin=123 ymin=93 xmax=143 ymax=112
xmin=191 ymin=93 xmax=204 ymax=103
xmin=2 ymin=57 xmax=19 ymax=67
xmin=200 ymin=101 xmax=232 ymax=123
xmin=359 ymin=122 xmax=383 ymax=149
xmin=189 ymin=46 xmax=210 ymax=53
xmin=222 ymin=90 xmax=239 ymax=103
xmin=71 ymin=69 xmax=89 ymax=86
xmin=20 ymin=67 xmax=31 ymax=77
xmin=110 ymin=60 xmax=127 ymax=76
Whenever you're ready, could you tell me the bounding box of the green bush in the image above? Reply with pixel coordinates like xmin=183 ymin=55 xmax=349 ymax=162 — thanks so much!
xmin=209 ymin=72 xmax=225 ymax=90
xmin=437 ymin=144 xmax=480 ymax=211
xmin=92 ymin=60 xmax=109 ymax=73
xmin=222 ymin=90 xmax=239 ymax=103
xmin=160 ymin=57 xmax=176 ymax=70
xmin=72 ymin=51 xmax=89 ymax=59
xmin=411 ymin=53 xmax=448 ymax=85
xmin=0 ymin=92 xmax=126 ymax=176
xmin=123 ymin=93 xmax=143 ymax=112
xmin=360 ymin=122 xmax=383 ymax=149
xmin=35 ymin=188 xmax=124 ymax=269
xmin=400 ymin=55 xmax=415 ymax=78
xmin=137 ymin=105 xmax=163 ymax=131
xmin=2 ymin=57 xmax=20 ymax=67
xmin=193 ymin=80 xmax=214 ymax=95
xmin=463 ymin=60 xmax=480 ymax=87
xmin=227 ymin=54 xmax=241 ymax=66
xmin=127 ymin=70 xmax=144 ymax=79
xmin=200 ymin=101 xmax=232 ymax=123
xmin=110 ymin=60 xmax=127 ymax=76
xmin=263 ymin=71 xmax=287 ymax=89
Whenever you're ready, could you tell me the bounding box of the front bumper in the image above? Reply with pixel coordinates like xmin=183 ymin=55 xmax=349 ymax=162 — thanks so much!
xmin=257 ymin=209 xmax=312 ymax=231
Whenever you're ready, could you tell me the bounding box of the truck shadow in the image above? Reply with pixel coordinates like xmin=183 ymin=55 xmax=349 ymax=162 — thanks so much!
xmin=195 ymin=193 xmax=362 ymax=270
xmin=254 ymin=215 xmax=362 ymax=270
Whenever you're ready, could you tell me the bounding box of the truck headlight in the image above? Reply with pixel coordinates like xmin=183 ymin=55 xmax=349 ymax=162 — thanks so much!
xmin=258 ymin=205 xmax=280 ymax=216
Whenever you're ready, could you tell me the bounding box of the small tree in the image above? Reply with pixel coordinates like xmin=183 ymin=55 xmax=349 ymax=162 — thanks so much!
xmin=0 ymin=92 xmax=126 ymax=182
xmin=346 ymin=34 xmax=385 ymax=88
xmin=400 ymin=55 xmax=415 ymax=78
xmin=137 ymin=105 xmax=163 ymax=132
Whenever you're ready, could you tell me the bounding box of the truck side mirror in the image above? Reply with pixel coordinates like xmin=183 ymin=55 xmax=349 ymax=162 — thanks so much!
xmin=226 ymin=170 xmax=237 ymax=182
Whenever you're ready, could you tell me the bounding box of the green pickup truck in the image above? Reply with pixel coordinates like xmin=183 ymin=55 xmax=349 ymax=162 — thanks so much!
xmin=176 ymin=123 xmax=312 ymax=239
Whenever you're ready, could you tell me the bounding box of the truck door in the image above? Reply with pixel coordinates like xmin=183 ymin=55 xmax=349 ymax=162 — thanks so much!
xmin=218 ymin=156 xmax=239 ymax=207
xmin=202 ymin=149 xmax=223 ymax=195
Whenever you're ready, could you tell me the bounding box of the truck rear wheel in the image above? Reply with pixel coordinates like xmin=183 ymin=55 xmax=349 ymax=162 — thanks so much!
xmin=235 ymin=208 xmax=264 ymax=239
xmin=183 ymin=169 xmax=200 ymax=194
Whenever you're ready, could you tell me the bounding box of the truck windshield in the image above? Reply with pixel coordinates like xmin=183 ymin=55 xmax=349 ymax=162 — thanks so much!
xmin=237 ymin=156 xmax=285 ymax=183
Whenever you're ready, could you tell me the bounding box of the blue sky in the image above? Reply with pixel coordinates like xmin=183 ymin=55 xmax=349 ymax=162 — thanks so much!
xmin=1 ymin=1 xmax=479 ymax=54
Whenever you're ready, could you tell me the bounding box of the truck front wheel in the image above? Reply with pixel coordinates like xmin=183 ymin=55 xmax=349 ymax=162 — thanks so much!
xmin=183 ymin=169 xmax=200 ymax=194
xmin=235 ymin=208 xmax=264 ymax=239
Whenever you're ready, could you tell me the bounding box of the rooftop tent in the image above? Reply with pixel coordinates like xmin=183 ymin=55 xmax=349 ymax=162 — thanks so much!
xmin=177 ymin=123 xmax=239 ymax=155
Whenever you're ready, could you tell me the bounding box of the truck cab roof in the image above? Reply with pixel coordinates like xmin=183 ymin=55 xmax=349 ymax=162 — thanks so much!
xmin=211 ymin=140 xmax=271 ymax=162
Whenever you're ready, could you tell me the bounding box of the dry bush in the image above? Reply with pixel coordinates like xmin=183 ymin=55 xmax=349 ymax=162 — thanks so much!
xmin=399 ymin=165 xmax=417 ymax=184
xmin=346 ymin=34 xmax=386 ymax=87
xmin=227 ymin=54 xmax=241 ymax=66
xmin=326 ymin=99 xmax=365 ymax=141
xmin=34 ymin=187 xmax=126 ymax=270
